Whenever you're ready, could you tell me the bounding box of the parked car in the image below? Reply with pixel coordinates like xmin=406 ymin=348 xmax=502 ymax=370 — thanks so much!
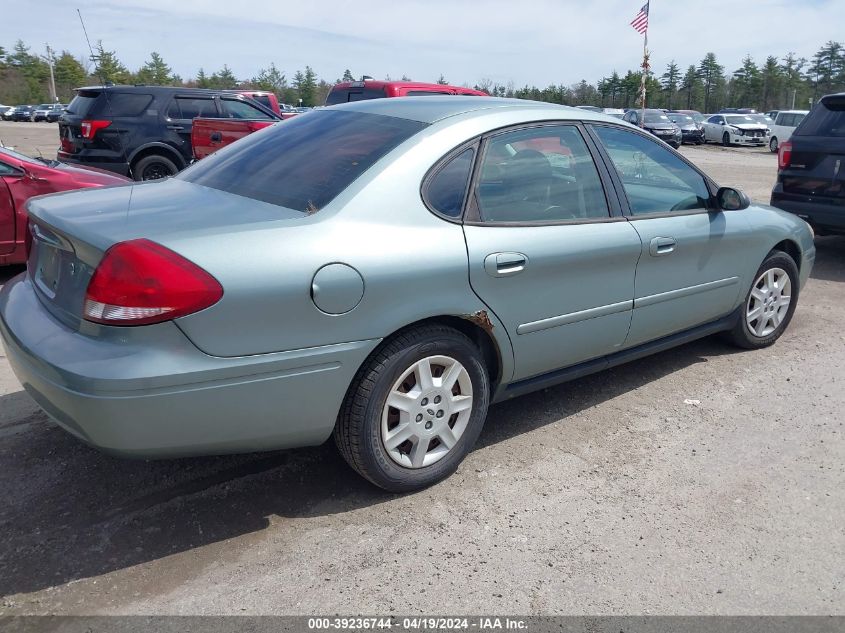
xmin=669 ymin=109 xmax=706 ymax=126
xmin=0 ymin=105 xmax=15 ymax=119
xmin=10 ymin=106 xmax=35 ymax=122
xmin=325 ymin=80 xmax=487 ymax=105
xmin=0 ymin=146 xmax=129 ymax=265
xmin=668 ymin=113 xmax=704 ymax=144
xmin=45 ymin=104 xmax=68 ymax=123
xmin=602 ymin=108 xmax=625 ymax=119
xmin=0 ymin=97 xmax=814 ymax=491
xmin=57 ymin=85 xmax=278 ymax=181
xmin=768 ymin=110 xmax=809 ymax=153
xmin=32 ymin=103 xmax=59 ymax=122
xmin=702 ymin=114 xmax=769 ymax=146
xmin=622 ymin=108 xmax=682 ymax=148
xmin=718 ymin=108 xmax=757 ymax=114
xmin=771 ymin=93 xmax=844 ymax=235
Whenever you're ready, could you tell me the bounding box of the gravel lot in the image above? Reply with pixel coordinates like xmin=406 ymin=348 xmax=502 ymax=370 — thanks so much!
xmin=0 ymin=121 xmax=842 ymax=616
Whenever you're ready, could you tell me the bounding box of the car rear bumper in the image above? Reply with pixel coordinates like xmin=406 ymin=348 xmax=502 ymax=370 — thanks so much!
xmin=57 ymin=151 xmax=131 ymax=177
xmin=771 ymin=187 xmax=845 ymax=234
xmin=0 ymin=273 xmax=380 ymax=458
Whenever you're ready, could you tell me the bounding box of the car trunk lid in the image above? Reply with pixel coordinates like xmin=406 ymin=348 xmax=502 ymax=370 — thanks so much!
xmin=26 ymin=179 xmax=307 ymax=331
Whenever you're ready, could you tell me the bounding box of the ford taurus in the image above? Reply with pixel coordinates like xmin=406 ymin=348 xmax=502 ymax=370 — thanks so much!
xmin=0 ymin=97 xmax=815 ymax=491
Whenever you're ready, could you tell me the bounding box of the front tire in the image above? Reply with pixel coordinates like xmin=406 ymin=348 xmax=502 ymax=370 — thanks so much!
xmin=334 ymin=325 xmax=490 ymax=492
xmin=726 ymin=251 xmax=799 ymax=350
xmin=722 ymin=132 xmax=731 ymax=147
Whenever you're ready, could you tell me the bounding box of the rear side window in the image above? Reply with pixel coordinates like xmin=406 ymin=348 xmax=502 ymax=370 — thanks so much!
xmin=167 ymin=97 xmax=218 ymax=119
xmin=178 ymin=110 xmax=427 ymax=212
xmin=795 ymin=99 xmax=845 ymax=137
xmin=424 ymin=148 xmax=475 ymax=218
xmin=102 ymin=93 xmax=153 ymax=117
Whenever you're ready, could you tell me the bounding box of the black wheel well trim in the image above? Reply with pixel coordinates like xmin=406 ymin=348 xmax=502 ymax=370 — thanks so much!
xmin=128 ymin=143 xmax=186 ymax=170
xmin=362 ymin=315 xmax=506 ymax=391
xmin=770 ymin=239 xmax=802 ymax=272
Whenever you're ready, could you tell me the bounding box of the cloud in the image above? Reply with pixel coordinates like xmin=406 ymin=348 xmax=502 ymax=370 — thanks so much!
xmin=3 ymin=0 xmax=843 ymax=88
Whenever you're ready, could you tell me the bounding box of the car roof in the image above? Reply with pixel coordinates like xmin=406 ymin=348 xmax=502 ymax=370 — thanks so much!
xmin=330 ymin=96 xmax=607 ymax=124
xmin=776 ymin=109 xmax=810 ymax=114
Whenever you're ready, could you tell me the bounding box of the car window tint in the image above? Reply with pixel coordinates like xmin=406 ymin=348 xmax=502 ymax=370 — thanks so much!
xmin=593 ymin=125 xmax=709 ymax=216
xmin=66 ymin=92 xmax=100 ymax=116
xmin=222 ymin=99 xmax=274 ymax=120
xmin=178 ymin=110 xmax=427 ymax=212
xmin=476 ymin=125 xmax=609 ymax=223
xmin=425 ymin=148 xmax=475 ymax=218
xmin=0 ymin=160 xmax=19 ymax=176
xmin=169 ymin=97 xmax=217 ymax=120
xmin=105 ymin=93 xmax=153 ymax=117
xmin=796 ymin=98 xmax=845 ymax=136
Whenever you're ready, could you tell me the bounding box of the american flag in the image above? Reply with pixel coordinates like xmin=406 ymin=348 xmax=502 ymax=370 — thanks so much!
xmin=631 ymin=2 xmax=649 ymax=34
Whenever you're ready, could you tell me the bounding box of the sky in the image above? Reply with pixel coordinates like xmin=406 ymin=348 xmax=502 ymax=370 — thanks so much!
xmin=2 ymin=0 xmax=843 ymax=88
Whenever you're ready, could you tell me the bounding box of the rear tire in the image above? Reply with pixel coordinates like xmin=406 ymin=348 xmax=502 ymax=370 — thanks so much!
xmin=334 ymin=325 xmax=490 ymax=492
xmin=769 ymin=137 xmax=779 ymax=153
xmin=132 ymin=154 xmax=179 ymax=181
xmin=725 ymin=251 xmax=799 ymax=350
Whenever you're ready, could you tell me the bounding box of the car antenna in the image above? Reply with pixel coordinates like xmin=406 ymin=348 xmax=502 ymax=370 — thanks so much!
xmin=76 ymin=9 xmax=134 ymax=179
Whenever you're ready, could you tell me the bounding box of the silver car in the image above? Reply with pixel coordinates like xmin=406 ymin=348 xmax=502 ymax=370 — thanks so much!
xmin=0 ymin=97 xmax=815 ymax=491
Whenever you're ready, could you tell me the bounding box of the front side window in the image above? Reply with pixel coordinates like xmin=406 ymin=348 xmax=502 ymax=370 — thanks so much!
xmin=0 ymin=160 xmax=20 ymax=176
xmin=592 ymin=125 xmax=710 ymax=216
xmin=221 ymin=99 xmax=274 ymax=120
xmin=179 ymin=110 xmax=427 ymax=212
xmin=475 ymin=125 xmax=609 ymax=223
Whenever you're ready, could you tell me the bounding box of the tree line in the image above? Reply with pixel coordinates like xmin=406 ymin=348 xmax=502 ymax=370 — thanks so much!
xmin=2 ymin=38 xmax=843 ymax=113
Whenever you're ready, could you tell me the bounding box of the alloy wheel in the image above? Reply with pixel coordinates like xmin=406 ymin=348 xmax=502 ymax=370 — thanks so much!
xmin=381 ymin=355 xmax=474 ymax=469
xmin=746 ymin=267 xmax=792 ymax=338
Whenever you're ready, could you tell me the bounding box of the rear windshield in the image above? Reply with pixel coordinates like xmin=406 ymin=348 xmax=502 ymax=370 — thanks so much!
xmin=325 ymin=87 xmax=387 ymax=105
xmin=65 ymin=91 xmax=153 ymax=117
xmin=178 ymin=110 xmax=427 ymax=212
xmin=795 ymin=97 xmax=845 ymax=137
xmin=66 ymin=91 xmax=100 ymax=116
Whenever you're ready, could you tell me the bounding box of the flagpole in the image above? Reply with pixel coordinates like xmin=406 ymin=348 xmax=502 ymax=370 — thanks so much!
xmin=639 ymin=11 xmax=649 ymax=127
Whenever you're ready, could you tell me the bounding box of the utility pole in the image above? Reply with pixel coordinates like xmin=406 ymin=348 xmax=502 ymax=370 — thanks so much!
xmin=42 ymin=44 xmax=57 ymax=102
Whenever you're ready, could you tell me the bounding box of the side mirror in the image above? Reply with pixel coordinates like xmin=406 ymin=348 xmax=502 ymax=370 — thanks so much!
xmin=716 ymin=186 xmax=750 ymax=211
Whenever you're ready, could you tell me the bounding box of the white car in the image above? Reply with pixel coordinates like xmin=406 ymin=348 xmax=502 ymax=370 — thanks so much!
xmin=702 ymin=114 xmax=769 ymax=146
xmin=768 ymin=110 xmax=809 ymax=153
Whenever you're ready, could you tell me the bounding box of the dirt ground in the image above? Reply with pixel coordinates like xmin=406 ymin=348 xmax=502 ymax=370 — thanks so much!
xmin=0 ymin=121 xmax=842 ymax=616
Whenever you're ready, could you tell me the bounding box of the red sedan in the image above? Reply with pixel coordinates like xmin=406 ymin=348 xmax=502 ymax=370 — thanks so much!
xmin=0 ymin=147 xmax=130 ymax=265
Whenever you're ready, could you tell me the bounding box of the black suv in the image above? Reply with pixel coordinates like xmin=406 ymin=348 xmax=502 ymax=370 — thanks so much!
xmin=771 ymin=93 xmax=845 ymax=235
xmin=57 ymin=85 xmax=277 ymax=181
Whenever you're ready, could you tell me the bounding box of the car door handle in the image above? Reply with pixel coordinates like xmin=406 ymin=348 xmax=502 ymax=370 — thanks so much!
xmin=484 ymin=252 xmax=529 ymax=277
xmin=649 ymin=237 xmax=676 ymax=256
xmin=167 ymin=125 xmax=185 ymax=131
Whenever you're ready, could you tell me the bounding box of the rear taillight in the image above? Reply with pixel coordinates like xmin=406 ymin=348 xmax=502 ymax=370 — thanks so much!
xmin=80 ymin=119 xmax=111 ymax=139
xmin=778 ymin=140 xmax=792 ymax=171
xmin=83 ymin=239 xmax=223 ymax=326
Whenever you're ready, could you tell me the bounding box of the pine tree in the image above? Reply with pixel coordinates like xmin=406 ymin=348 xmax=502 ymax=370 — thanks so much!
xmin=196 ymin=68 xmax=211 ymax=88
xmin=137 ymin=52 xmax=174 ymax=85
xmin=680 ymin=65 xmax=701 ymax=110
xmin=342 ymin=69 xmax=355 ymax=82
xmin=251 ymin=63 xmax=286 ymax=93
xmin=661 ymin=61 xmax=681 ymax=109
xmin=697 ymin=53 xmax=725 ymax=113
xmin=436 ymin=74 xmax=448 ymax=85
xmin=92 ymin=41 xmax=130 ymax=84
xmin=53 ymin=51 xmax=87 ymax=100
xmin=731 ymin=55 xmax=760 ymax=108
xmin=759 ymin=56 xmax=782 ymax=112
